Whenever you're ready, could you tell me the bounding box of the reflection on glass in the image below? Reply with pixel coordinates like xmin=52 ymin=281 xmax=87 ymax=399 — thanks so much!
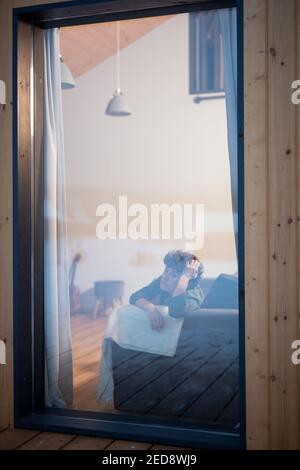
xmin=44 ymin=8 xmax=239 ymax=430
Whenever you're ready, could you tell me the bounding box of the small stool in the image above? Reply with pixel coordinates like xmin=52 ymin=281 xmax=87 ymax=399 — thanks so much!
xmin=92 ymin=280 xmax=125 ymax=319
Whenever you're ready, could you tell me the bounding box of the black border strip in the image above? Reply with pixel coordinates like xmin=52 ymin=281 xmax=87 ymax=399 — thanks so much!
xmin=15 ymin=0 xmax=236 ymax=28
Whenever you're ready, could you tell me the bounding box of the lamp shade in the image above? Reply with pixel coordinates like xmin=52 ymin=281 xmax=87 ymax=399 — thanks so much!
xmin=105 ymin=88 xmax=131 ymax=116
xmin=60 ymin=58 xmax=76 ymax=89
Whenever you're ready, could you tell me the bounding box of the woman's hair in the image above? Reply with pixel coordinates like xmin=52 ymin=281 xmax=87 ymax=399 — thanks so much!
xmin=163 ymin=250 xmax=204 ymax=287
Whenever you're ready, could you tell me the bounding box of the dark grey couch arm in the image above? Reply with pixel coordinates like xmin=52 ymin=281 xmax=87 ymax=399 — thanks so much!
xmin=183 ymin=308 xmax=239 ymax=332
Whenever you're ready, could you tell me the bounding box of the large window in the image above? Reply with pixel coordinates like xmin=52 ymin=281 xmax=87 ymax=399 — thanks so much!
xmin=14 ymin=0 xmax=244 ymax=449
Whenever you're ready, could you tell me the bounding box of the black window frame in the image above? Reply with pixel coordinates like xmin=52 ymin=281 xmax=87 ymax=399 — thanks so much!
xmin=13 ymin=0 xmax=245 ymax=450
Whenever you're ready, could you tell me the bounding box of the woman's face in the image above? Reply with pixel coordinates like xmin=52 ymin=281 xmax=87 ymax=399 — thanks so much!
xmin=160 ymin=266 xmax=181 ymax=293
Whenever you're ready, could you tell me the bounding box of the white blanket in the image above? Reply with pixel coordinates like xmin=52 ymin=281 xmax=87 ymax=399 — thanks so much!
xmin=96 ymin=304 xmax=184 ymax=404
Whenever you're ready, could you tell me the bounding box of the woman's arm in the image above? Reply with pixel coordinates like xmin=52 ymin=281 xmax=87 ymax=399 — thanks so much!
xmin=171 ymin=274 xmax=189 ymax=297
xmin=129 ymin=277 xmax=161 ymax=305
xmin=166 ymin=285 xmax=205 ymax=318
xmin=170 ymin=259 xmax=200 ymax=298
xmin=129 ymin=277 xmax=165 ymax=330
xmin=167 ymin=259 xmax=204 ymax=317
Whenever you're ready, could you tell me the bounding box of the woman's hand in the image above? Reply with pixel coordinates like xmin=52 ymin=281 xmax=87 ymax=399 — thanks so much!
xmin=146 ymin=304 xmax=165 ymax=331
xmin=170 ymin=259 xmax=200 ymax=298
xmin=135 ymin=299 xmax=165 ymax=331
xmin=183 ymin=259 xmax=201 ymax=280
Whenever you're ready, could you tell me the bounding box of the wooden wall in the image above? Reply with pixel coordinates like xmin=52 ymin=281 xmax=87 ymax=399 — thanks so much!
xmin=0 ymin=0 xmax=299 ymax=449
xmin=245 ymin=0 xmax=300 ymax=450
xmin=0 ymin=0 xmax=73 ymax=432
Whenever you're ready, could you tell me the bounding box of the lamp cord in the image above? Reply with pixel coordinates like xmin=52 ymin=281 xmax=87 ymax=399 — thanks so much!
xmin=116 ymin=21 xmax=120 ymax=91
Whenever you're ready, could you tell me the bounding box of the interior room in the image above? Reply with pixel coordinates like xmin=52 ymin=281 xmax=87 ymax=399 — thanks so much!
xmin=55 ymin=10 xmax=240 ymax=426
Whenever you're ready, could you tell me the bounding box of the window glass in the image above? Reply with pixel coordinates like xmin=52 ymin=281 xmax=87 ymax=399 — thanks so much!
xmin=44 ymin=9 xmax=239 ymax=431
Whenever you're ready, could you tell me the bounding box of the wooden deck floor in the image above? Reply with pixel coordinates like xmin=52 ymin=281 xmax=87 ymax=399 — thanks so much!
xmin=112 ymin=317 xmax=239 ymax=428
xmin=0 ymin=428 xmax=190 ymax=450
xmin=112 ymin=345 xmax=239 ymax=427
xmin=70 ymin=312 xmax=239 ymax=429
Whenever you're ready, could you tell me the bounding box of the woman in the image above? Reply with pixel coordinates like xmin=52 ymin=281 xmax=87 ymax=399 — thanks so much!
xmin=129 ymin=250 xmax=205 ymax=331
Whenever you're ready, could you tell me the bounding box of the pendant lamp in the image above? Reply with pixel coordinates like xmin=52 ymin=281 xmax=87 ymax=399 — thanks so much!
xmin=60 ymin=54 xmax=76 ymax=89
xmin=106 ymin=21 xmax=131 ymax=116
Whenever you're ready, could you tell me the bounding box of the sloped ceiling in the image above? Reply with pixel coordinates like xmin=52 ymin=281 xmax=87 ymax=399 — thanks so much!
xmin=60 ymin=15 xmax=174 ymax=78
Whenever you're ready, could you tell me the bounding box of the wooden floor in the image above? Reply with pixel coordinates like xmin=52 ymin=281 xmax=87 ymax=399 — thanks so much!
xmin=0 ymin=312 xmax=239 ymax=449
xmin=112 ymin=344 xmax=239 ymax=427
xmin=0 ymin=428 xmax=190 ymax=450
xmin=71 ymin=313 xmax=109 ymax=412
xmin=112 ymin=319 xmax=239 ymax=428
xmin=71 ymin=312 xmax=239 ymax=429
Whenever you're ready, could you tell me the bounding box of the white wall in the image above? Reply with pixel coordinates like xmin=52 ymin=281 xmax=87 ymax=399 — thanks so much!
xmin=61 ymin=13 xmax=237 ymax=303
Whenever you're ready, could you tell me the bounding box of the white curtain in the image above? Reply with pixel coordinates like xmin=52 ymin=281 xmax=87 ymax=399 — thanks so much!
xmin=44 ymin=28 xmax=73 ymax=407
xmin=219 ymin=8 xmax=238 ymax=259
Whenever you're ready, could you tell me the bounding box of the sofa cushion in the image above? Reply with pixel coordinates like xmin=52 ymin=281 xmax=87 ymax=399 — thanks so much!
xmin=200 ymin=273 xmax=239 ymax=309
xmin=198 ymin=277 xmax=215 ymax=297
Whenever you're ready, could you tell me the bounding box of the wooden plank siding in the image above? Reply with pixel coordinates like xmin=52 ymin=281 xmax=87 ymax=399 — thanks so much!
xmin=244 ymin=0 xmax=270 ymax=449
xmin=0 ymin=0 xmax=74 ymax=434
xmin=0 ymin=0 xmax=300 ymax=449
xmin=268 ymin=0 xmax=298 ymax=449
xmin=244 ymin=0 xmax=300 ymax=450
